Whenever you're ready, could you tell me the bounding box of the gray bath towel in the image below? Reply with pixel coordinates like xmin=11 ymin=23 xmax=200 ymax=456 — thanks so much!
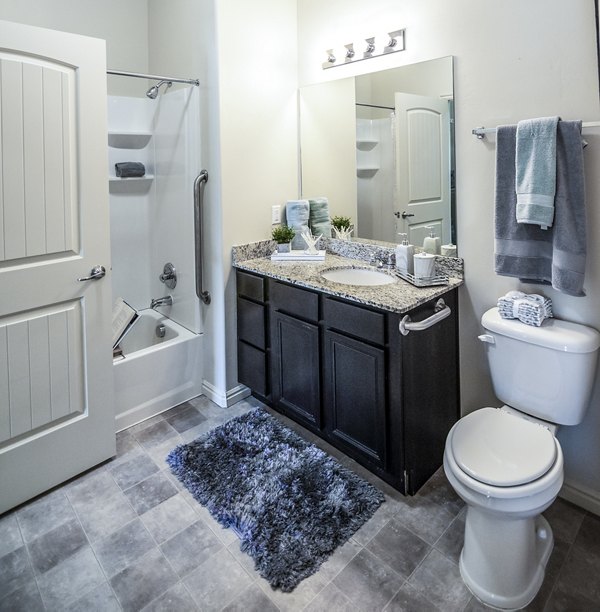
xmin=284 ymin=200 xmax=310 ymax=249
xmin=516 ymin=116 xmax=559 ymax=229
xmin=494 ymin=121 xmax=586 ymax=297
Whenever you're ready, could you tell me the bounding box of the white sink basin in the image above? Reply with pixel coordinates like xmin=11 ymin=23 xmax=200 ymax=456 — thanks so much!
xmin=321 ymin=267 xmax=397 ymax=286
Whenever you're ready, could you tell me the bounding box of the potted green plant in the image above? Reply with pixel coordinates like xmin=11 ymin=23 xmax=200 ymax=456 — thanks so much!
xmin=331 ymin=215 xmax=354 ymax=240
xmin=271 ymin=225 xmax=296 ymax=253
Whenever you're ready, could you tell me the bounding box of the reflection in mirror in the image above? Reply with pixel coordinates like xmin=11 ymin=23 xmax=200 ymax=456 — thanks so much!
xmin=299 ymin=56 xmax=456 ymax=252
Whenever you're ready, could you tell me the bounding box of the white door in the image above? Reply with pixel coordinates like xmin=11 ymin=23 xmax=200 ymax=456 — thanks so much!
xmin=0 ymin=20 xmax=114 ymax=513
xmin=395 ymin=93 xmax=451 ymax=247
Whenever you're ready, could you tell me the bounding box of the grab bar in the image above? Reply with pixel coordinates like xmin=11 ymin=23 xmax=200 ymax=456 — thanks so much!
xmin=399 ymin=298 xmax=451 ymax=335
xmin=194 ymin=170 xmax=211 ymax=305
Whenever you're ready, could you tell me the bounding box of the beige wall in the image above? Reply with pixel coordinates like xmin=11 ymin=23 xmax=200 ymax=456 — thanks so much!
xmin=216 ymin=0 xmax=299 ymax=395
xmin=0 ymin=0 xmax=149 ymax=96
xmin=298 ymin=0 xmax=600 ymax=509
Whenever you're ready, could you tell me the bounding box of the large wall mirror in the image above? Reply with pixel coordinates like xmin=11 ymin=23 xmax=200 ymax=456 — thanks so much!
xmin=299 ymin=56 xmax=456 ymax=251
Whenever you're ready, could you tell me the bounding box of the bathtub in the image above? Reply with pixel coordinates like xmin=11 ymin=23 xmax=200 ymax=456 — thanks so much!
xmin=113 ymin=309 xmax=203 ymax=431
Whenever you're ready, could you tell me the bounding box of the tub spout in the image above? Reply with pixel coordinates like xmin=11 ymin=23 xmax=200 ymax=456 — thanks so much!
xmin=150 ymin=295 xmax=173 ymax=309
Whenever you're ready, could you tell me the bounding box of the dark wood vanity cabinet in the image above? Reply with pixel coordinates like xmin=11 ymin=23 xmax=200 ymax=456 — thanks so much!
xmin=235 ymin=269 xmax=459 ymax=495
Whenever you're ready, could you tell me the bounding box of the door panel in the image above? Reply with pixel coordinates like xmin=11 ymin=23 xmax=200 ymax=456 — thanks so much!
xmin=0 ymin=20 xmax=114 ymax=513
xmin=0 ymin=54 xmax=78 ymax=261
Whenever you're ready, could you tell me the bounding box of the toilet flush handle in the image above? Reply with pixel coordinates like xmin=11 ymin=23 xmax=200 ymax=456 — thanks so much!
xmin=478 ymin=334 xmax=495 ymax=344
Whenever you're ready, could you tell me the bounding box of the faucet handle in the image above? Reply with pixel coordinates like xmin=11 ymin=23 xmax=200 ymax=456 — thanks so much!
xmin=159 ymin=263 xmax=177 ymax=289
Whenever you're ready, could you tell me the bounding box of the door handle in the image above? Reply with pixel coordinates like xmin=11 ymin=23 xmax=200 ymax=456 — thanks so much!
xmin=77 ymin=265 xmax=106 ymax=281
xmin=393 ymin=211 xmax=415 ymax=219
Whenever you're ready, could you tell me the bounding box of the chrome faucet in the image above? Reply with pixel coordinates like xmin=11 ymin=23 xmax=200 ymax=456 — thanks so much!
xmin=150 ymin=295 xmax=173 ymax=309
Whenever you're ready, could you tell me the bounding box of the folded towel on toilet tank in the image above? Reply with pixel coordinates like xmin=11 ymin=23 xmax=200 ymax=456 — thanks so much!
xmin=497 ymin=291 xmax=553 ymax=326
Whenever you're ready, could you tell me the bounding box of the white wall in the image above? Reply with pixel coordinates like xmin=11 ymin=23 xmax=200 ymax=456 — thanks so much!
xmin=298 ymin=0 xmax=600 ymax=510
xmin=0 ymin=0 xmax=149 ymax=96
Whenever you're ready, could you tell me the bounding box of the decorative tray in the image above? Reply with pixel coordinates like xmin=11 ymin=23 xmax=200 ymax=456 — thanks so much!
xmin=395 ymin=270 xmax=449 ymax=287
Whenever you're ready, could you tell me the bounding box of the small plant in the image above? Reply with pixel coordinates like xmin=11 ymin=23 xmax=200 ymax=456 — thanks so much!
xmin=271 ymin=225 xmax=296 ymax=244
xmin=331 ymin=215 xmax=352 ymax=231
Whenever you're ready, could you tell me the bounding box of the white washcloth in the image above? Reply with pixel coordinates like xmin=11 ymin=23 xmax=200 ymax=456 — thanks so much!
xmin=515 ymin=116 xmax=560 ymax=229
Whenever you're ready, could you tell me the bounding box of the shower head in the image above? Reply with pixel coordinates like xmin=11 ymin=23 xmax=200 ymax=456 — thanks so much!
xmin=146 ymin=80 xmax=172 ymax=99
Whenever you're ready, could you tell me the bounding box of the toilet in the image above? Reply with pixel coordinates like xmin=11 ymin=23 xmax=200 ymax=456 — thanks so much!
xmin=444 ymin=307 xmax=600 ymax=610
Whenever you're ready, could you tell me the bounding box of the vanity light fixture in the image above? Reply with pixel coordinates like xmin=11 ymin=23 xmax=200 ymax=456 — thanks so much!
xmin=322 ymin=28 xmax=405 ymax=69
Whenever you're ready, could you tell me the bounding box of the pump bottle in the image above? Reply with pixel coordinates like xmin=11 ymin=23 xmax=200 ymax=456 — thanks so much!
xmin=395 ymin=233 xmax=414 ymax=275
xmin=423 ymin=226 xmax=441 ymax=255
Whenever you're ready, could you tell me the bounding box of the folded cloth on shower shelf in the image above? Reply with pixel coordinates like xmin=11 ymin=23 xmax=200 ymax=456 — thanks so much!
xmin=497 ymin=291 xmax=553 ymax=326
xmin=283 ymin=200 xmax=310 ymax=250
xmin=115 ymin=162 xmax=146 ymax=178
xmin=494 ymin=121 xmax=587 ymax=297
xmin=516 ymin=116 xmax=560 ymax=229
xmin=308 ymin=197 xmax=332 ymax=238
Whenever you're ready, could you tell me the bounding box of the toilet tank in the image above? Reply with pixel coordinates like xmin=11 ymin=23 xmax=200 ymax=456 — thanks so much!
xmin=481 ymin=308 xmax=600 ymax=425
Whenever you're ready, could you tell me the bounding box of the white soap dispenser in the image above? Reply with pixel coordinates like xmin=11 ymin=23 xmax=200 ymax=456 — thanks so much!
xmin=423 ymin=226 xmax=441 ymax=255
xmin=395 ymin=233 xmax=414 ymax=275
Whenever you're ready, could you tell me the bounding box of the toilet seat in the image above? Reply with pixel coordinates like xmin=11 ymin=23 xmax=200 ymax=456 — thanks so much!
xmin=451 ymin=408 xmax=557 ymax=487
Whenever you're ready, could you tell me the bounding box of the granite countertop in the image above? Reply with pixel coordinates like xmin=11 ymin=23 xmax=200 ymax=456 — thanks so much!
xmin=233 ymin=242 xmax=463 ymax=314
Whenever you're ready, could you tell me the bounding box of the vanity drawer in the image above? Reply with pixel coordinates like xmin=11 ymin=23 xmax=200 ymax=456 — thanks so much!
xmin=237 ymin=270 xmax=266 ymax=303
xmin=270 ymin=280 xmax=319 ymax=323
xmin=237 ymin=297 xmax=265 ymax=349
xmin=323 ymin=297 xmax=385 ymax=345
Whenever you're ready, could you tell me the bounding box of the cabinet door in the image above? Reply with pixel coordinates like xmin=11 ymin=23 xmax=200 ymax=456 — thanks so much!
xmin=270 ymin=311 xmax=321 ymax=428
xmin=324 ymin=330 xmax=386 ymax=468
xmin=398 ymin=290 xmax=459 ymax=493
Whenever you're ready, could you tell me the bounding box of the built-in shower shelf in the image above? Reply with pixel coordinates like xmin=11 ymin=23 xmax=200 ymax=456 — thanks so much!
xmin=108 ymin=131 xmax=152 ymax=149
xmin=356 ymin=167 xmax=379 ymax=178
xmin=356 ymin=139 xmax=378 ymax=151
xmin=109 ymin=174 xmax=154 ymax=183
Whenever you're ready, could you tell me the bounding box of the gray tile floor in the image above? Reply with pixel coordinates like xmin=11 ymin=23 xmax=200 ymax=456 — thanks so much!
xmin=1 ymin=395 xmax=600 ymax=612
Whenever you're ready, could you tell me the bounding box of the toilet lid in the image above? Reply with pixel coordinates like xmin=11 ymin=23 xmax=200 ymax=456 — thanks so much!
xmin=451 ymin=408 xmax=557 ymax=487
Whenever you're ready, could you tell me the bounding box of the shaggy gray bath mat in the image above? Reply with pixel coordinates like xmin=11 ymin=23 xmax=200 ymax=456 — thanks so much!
xmin=166 ymin=408 xmax=384 ymax=592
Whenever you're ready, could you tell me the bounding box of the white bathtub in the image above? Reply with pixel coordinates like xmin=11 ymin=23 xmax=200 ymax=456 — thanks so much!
xmin=113 ymin=309 xmax=203 ymax=431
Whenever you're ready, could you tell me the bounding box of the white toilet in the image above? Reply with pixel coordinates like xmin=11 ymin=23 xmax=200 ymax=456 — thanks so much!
xmin=444 ymin=307 xmax=600 ymax=610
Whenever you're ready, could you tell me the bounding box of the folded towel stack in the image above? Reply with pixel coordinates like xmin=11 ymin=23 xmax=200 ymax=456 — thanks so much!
xmin=308 ymin=197 xmax=332 ymax=238
xmin=284 ymin=200 xmax=310 ymax=250
xmin=497 ymin=291 xmax=553 ymax=327
xmin=115 ymin=162 xmax=146 ymax=178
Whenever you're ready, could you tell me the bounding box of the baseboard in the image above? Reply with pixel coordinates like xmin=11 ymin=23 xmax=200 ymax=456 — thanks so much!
xmin=115 ymin=381 xmax=202 ymax=432
xmin=201 ymin=380 xmax=251 ymax=408
xmin=560 ymin=480 xmax=600 ymax=516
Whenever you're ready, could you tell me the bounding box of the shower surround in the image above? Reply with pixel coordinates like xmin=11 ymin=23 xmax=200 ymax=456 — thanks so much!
xmin=108 ymin=89 xmax=204 ymax=429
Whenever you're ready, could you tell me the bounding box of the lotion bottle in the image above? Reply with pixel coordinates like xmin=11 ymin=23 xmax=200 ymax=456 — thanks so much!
xmin=423 ymin=226 xmax=441 ymax=255
xmin=395 ymin=233 xmax=414 ymax=275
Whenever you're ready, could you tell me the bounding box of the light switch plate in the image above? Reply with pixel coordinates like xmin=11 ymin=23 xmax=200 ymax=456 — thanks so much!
xmin=271 ymin=205 xmax=281 ymax=224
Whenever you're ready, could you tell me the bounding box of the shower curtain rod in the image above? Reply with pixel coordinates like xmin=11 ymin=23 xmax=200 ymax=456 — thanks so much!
xmin=107 ymin=69 xmax=199 ymax=86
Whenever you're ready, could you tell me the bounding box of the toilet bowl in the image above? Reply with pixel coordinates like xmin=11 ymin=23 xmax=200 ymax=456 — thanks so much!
xmin=444 ymin=407 xmax=564 ymax=609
